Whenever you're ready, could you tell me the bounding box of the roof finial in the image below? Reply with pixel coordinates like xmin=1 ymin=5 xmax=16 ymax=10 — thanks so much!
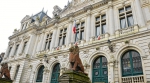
xmin=31 ymin=14 xmax=33 ymax=17
xmin=42 ymin=7 xmax=44 ymax=12
xmin=46 ymin=10 xmax=48 ymax=14
xmin=68 ymin=0 xmax=70 ymax=5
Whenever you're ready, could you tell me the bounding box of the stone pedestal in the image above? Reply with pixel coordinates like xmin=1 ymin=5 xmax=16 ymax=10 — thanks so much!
xmin=59 ymin=70 xmax=91 ymax=83
xmin=0 ymin=78 xmax=12 ymax=83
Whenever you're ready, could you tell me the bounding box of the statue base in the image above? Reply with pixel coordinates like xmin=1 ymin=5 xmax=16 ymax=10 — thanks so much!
xmin=59 ymin=70 xmax=91 ymax=83
xmin=0 ymin=78 xmax=12 ymax=83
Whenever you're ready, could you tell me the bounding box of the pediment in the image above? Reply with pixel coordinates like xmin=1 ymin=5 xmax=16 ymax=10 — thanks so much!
xmin=21 ymin=15 xmax=30 ymax=23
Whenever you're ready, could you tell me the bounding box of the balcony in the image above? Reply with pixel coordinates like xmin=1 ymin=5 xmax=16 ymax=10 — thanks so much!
xmin=115 ymin=24 xmax=139 ymax=37
xmin=89 ymin=33 xmax=110 ymax=44
xmin=122 ymin=75 xmax=144 ymax=83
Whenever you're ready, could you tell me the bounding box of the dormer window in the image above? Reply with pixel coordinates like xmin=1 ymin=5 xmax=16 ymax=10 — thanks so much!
xmin=22 ymin=22 xmax=28 ymax=30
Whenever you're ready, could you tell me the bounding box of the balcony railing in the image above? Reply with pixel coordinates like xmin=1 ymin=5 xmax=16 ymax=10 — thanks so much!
xmin=115 ymin=25 xmax=139 ymax=37
xmin=122 ymin=75 xmax=144 ymax=83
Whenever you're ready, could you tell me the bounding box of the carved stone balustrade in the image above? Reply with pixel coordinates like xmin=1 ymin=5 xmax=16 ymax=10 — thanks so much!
xmin=115 ymin=25 xmax=139 ymax=37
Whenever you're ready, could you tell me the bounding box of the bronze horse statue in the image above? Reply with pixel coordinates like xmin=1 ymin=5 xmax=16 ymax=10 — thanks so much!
xmin=69 ymin=45 xmax=84 ymax=72
xmin=0 ymin=63 xmax=11 ymax=80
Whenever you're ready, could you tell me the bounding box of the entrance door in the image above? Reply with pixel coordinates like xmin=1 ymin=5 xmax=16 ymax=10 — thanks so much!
xmin=50 ymin=63 xmax=60 ymax=83
xmin=92 ymin=56 xmax=108 ymax=83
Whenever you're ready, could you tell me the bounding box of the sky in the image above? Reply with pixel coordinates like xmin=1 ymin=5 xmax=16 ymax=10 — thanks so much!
xmin=0 ymin=0 xmax=70 ymax=53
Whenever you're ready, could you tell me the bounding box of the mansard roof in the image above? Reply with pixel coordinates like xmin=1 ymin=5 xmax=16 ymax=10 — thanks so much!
xmin=21 ymin=10 xmax=51 ymax=23
xmin=31 ymin=11 xmax=51 ymax=23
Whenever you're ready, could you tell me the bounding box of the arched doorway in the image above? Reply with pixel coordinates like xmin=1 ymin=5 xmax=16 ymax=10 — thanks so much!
xmin=92 ymin=56 xmax=108 ymax=83
xmin=50 ymin=63 xmax=60 ymax=83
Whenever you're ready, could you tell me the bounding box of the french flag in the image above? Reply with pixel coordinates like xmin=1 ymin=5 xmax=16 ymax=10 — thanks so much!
xmin=73 ymin=20 xmax=76 ymax=34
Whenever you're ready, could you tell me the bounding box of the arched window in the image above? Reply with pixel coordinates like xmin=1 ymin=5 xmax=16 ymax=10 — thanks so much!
xmin=50 ymin=63 xmax=60 ymax=83
xmin=121 ymin=50 xmax=143 ymax=77
xmin=92 ymin=56 xmax=108 ymax=83
xmin=36 ymin=65 xmax=44 ymax=82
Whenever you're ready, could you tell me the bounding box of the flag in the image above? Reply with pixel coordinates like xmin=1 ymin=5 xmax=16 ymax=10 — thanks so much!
xmin=97 ymin=36 xmax=100 ymax=40
xmin=73 ymin=20 xmax=76 ymax=34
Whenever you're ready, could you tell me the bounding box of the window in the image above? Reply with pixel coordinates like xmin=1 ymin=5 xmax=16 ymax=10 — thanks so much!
xmin=14 ymin=65 xmax=20 ymax=80
xmin=50 ymin=63 xmax=60 ymax=83
xmin=8 ymin=47 xmax=12 ymax=57
xmin=44 ymin=33 xmax=53 ymax=50
xmin=36 ymin=65 xmax=44 ymax=82
xmin=75 ymin=22 xmax=85 ymax=42
xmin=22 ymin=22 xmax=27 ymax=30
xmin=95 ymin=14 xmax=106 ymax=37
xmin=14 ymin=44 xmax=19 ymax=55
xmin=121 ymin=50 xmax=143 ymax=77
xmin=22 ymin=41 xmax=28 ymax=53
xmin=119 ymin=6 xmax=134 ymax=29
xmin=58 ymin=28 xmax=67 ymax=46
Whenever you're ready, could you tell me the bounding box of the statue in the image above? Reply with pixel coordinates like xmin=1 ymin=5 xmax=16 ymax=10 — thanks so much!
xmin=0 ymin=63 xmax=11 ymax=80
xmin=69 ymin=44 xmax=84 ymax=72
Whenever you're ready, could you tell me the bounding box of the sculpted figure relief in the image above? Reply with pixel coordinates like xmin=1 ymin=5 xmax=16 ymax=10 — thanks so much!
xmin=0 ymin=63 xmax=11 ymax=80
xmin=69 ymin=44 xmax=84 ymax=72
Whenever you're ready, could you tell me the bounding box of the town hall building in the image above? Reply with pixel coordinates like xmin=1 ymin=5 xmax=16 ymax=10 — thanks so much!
xmin=2 ymin=0 xmax=150 ymax=83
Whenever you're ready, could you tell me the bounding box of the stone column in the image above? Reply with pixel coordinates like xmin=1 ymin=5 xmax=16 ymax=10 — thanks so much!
xmin=26 ymin=33 xmax=36 ymax=56
xmin=42 ymin=67 xmax=50 ymax=83
xmin=41 ymin=33 xmax=47 ymax=51
xmin=66 ymin=17 xmax=73 ymax=45
xmin=50 ymin=23 xmax=58 ymax=49
xmin=26 ymin=65 xmax=32 ymax=83
xmin=108 ymin=1 xmax=115 ymax=35
xmin=109 ymin=62 xmax=114 ymax=83
xmin=39 ymin=29 xmax=46 ymax=51
xmin=54 ymin=24 xmax=60 ymax=47
xmin=86 ymin=10 xmax=91 ymax=42
xmin=135 ymin=0 xmax=145 ymax=26
xmin=32 ymin=34 xmax=39 ymax=56
xmin=10 ymin=42 xmax=16 ymax=57
xmin=17 ymin=39 xmax=24 ymax=55
xmin=37 ymin=32 xmax=45 ymax=52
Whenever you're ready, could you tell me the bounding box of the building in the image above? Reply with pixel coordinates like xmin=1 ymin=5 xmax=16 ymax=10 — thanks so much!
xmin=2 ymin=0 xmax=150 ymax=83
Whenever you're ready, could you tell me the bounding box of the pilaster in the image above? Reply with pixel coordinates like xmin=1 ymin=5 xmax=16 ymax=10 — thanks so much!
xmin=42 ymin=67 xmax=50 ymax=83
xmin=134 ymin=0 xmax=145 ymax=27
xmin=108 ymin=0 xmax=115 ymax=35
xmin=66 ymin=17 xmax=73 ymax=45
xmin=86 ymin=10 xmax=91 ymax=42
xmin=51 ymin=23 xmax=58 ymax=49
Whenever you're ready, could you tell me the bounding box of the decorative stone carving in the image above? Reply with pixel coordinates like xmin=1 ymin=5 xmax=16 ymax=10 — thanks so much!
xmin=107 ymin=40 xmax=115 ymax=52
xmin=53 ymin=5 xmax=62 ymax=17
xmin=109 ymin=55 xmax=115 ymax=64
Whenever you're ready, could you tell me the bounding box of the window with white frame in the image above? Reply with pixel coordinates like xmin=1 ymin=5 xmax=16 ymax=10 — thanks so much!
xmin=119 ymin=5 xmax=134 ymax=29
xmin=58 ymin=28 xmax=67 ymax=46
xmin=95 ymin=14 xmax=106 ymax=37
xmin=22 ymin=41 xmax=28 ymax=53
xmin=44 ymin=33 xmax=53 ymax=50
xmin=75 ymin=21 xmax=85 ymax=42
xmin=22 ymin=22 xmax=28 ymax=30
xmin=14 ymin=44 xmax=19 ymax=55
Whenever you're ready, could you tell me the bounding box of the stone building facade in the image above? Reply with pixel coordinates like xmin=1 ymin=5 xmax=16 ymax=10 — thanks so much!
xmin=2 ymin=0 xmax=150 ymax=83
